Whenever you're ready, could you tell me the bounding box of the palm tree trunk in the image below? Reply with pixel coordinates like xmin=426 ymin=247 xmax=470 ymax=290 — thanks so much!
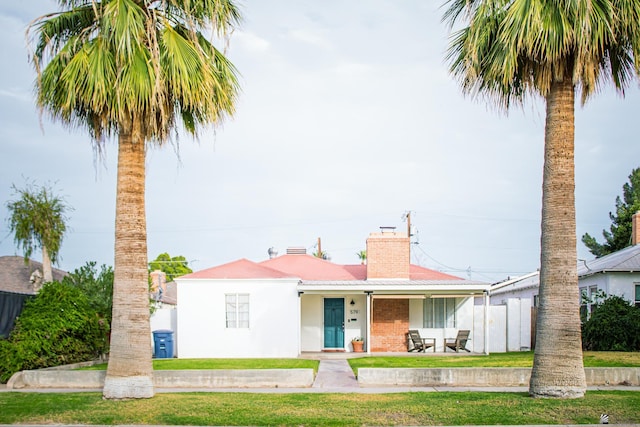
xmin=529 ymin=78 xmax=586 ymax=398
xmin=103 ymin=125 xmax=154 ymax=399
xmin=41 ymin=245 xmax=53 ymax=283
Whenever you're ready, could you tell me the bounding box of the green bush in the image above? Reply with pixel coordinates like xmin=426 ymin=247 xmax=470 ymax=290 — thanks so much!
xmin=582 ymin=295 xmax=640 ymax=351
xmin=0 ymin=281 xmax=109 ymax=383
xmin=62 ymin=261 xmax=113 ymax=326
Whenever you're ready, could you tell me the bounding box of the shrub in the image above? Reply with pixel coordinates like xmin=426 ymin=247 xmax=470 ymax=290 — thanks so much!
xmin=582 ymin=295 xmax=640 ymax=351
xmin=62 ymin=261 xmax=113 ymax=326
xmin=0 ymin=281 xmax=109 ymax=383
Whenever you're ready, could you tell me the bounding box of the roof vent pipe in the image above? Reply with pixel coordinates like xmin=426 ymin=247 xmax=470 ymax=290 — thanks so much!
xmin=267 ymin=247 xmax=278 ymax=259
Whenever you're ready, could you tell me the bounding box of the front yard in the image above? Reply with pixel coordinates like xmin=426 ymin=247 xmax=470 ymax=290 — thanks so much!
xmin=0 ymin=390 xmax=639 ymax=425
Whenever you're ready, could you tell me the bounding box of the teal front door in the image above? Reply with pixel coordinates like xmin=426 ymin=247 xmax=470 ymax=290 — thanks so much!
xmin=324 ymin=298 xmax=345 ymax=349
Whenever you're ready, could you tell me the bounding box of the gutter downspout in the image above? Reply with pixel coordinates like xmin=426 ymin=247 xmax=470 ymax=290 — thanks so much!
xmin=297 ymin=289 xmax=303 ymax=356
xmin=484 ymin=290 xmax=490 ymax=355
xmin=365 ymin=291 xmax=372 ymax=354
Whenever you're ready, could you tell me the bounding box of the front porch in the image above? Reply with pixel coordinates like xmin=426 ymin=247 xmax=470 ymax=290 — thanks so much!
xmin=298 ymin=351 xmax=481 ymax=360
xmin=297 ymin=285 xmax=491 ymax=355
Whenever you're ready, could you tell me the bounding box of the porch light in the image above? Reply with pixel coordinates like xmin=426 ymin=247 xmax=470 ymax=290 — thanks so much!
xmin=350 ymin=299 xmax=355 ymax=305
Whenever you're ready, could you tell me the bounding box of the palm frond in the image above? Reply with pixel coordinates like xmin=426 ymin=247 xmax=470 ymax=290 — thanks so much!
xmin=29 ymin=0 xmax=242 ymax=144
xmin=30 ymin=5 xmax=97 ymax=63
xmin=443 ymin=0 xmax=640 ymax=106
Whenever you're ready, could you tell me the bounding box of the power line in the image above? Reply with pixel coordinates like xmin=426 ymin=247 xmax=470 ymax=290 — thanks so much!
xmin=411 ymin=243 xmax=531 ymax=281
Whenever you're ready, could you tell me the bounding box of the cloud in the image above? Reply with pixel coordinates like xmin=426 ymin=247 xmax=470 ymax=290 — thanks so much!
xmin=1 ymin=1 xmax=639 ymax=283
xmin=233 ymin=30 xmax=271 ymax=54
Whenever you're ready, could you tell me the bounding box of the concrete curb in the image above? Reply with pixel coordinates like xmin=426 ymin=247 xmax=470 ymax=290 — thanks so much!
xmin=153 ymin=369 xmax=314 ymax=388
xmin=6 ymin=366 xmax=640 ymax=391
xmin=357 ymin=367 xmax=640 ymax=387
xmin=7 ymin=369 xmax=314 ymax=390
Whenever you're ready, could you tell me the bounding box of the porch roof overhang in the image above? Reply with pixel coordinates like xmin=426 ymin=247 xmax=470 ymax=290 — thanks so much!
xmin=297 ymin=279 xmax=490 ymax=295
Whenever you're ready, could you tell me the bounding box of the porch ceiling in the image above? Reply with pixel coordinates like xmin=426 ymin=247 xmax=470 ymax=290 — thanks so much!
xmin=297 ymin=279 xmax=490 ymax=294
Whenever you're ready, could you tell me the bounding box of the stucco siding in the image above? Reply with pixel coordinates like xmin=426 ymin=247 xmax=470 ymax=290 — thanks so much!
xmin=608 ymin=273 xmax=638 ymax=302
xmin=300 ymin=294 xmax=323 ymax=352
xmin=581 ymin=272 xmax=638 ymax=303
xmin=177 ymin=279 xmax=300 ymax=358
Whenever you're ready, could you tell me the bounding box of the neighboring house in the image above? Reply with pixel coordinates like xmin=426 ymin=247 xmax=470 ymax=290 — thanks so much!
xmin=491 ymin=271 xmax=540 ymax=307
xmin=0 ymin=256 xmax=67 ymax=338
xmin=577 ymin=243 xmax=640 ymax=314
xmin=490 ymin=212 xmax=640 ymax=324
xmin=176 ymin=228 xmax=493 ymax=358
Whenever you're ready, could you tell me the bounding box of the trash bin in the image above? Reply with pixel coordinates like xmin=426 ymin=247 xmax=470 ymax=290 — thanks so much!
xmin=153 ymin=329 xmax=174 ymax=358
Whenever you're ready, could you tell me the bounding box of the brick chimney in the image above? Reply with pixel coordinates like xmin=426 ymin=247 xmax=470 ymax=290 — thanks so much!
xmin=150 ymin=270 xmax=166 ymax=293
xmin=366 ymin=227 xmax=410 ymax=280
xmin=633 ymin=211 xmax=640 ymax=245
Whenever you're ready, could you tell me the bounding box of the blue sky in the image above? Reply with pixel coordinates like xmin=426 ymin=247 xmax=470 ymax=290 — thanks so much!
xmin=1 ymin=1 xmax=639 ymax=283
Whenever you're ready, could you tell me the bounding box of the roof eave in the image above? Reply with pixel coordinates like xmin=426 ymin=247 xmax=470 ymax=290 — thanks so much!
xmin=297 ymin=280 xmax=490 ymax=293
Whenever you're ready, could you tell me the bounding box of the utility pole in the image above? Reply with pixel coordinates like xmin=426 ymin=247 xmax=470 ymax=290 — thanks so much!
xmin=317 ymin=237 xmax=322 ymax=258
xmin=403 ymin=211 xmax=412 ymax=237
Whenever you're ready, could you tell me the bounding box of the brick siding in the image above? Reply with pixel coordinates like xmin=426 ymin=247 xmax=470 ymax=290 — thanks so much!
xmin=370 ymin=299 xmax=409 ymax=352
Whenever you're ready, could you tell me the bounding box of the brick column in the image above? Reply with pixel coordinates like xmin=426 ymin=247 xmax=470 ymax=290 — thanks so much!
xmin=370 ymin=299 xmax=409 ymax=352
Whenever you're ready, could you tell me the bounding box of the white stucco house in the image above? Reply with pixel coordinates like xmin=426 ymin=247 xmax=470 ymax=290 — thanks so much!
xmin=175 ymin=228 xmax=494 ymax=358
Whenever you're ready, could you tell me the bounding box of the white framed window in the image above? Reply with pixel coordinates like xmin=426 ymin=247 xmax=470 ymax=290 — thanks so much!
xmin=423 ymin=298 xmax=457 ymax=328
xmin=579 ymin=287 xmax=588 ymax=321
xmin=589 ymin=286 xmax=598 ymax=314
xmin=225 ymin=293 xmax=249 ymax=328
xmin=580 ymin=286 xmax=603 ymax=321
xmin=635 ymin=283 xmax=640 ymax=308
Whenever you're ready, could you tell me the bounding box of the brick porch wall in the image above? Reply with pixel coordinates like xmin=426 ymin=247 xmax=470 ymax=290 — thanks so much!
xmin=370 ymin=299 xmax=409 ymax=352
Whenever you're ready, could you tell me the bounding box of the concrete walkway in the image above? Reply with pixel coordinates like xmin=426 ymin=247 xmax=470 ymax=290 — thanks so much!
xmin=312 ymin=359 xmax=358 ymax=389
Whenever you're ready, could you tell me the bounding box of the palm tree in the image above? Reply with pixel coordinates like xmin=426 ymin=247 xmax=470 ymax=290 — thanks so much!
xmin=443 ymin=0 xmax=640 ymax=398
xmin=28 ymin=0 xmax=241 ymax=399
xmin=6 ymin=181 xmax=71 ymax=284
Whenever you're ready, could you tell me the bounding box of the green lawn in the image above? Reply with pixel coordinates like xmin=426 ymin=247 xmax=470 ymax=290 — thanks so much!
xmin=348 ymin=351 xmax=640 ymax=373
xmin=0 ymin=391 xmax=638 ymax=425
xmin=81 ymin=358 xmax=319 ymax=372
xmin=78 ymin=352 xmax=639 ymax=374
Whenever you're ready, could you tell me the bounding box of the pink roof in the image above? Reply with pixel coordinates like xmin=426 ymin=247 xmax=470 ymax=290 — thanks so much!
xmin=260 ymin=255 xmax=365 ymax=280
xmin=409 ymin=264 xmax=462 ymax=281
xmin=180 ymin=258 xmax=294 ymax=279
xmin=181 ymin=254 xmax=463 ymax=282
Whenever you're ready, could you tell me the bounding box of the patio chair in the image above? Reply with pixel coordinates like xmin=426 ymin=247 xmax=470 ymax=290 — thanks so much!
xmin=444 ymin=329 xmax=470 ymax=352
xmin=407 ymin=329 xmax=436 ymax=352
